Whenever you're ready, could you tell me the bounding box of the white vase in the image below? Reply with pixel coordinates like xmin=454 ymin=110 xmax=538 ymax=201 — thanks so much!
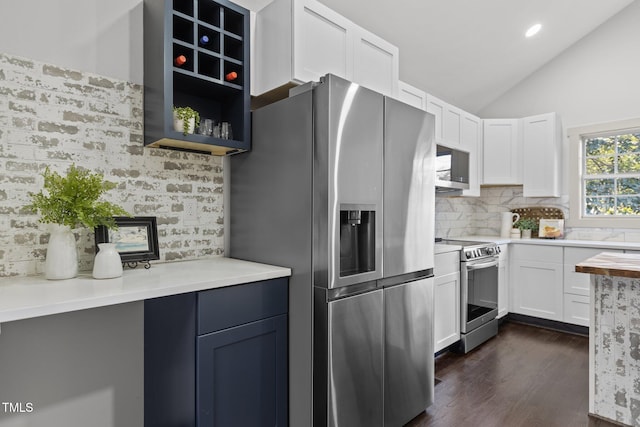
xmin=45 ymin=224 xmax=78 ymax=280
xmin=522 ymin=229 xmax=532 ymax=239
xmin=173 ymin=111 xmax=195 ymax=135
xmin=93 ymin=243 xmax=123 ymax=279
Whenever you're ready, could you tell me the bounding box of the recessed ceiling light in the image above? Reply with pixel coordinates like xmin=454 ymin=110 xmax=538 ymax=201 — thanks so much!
xmin=525 ymin=23 xmax=542 ymax=38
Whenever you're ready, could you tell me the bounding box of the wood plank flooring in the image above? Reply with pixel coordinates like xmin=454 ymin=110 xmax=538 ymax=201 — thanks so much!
xmin=406 ymin=321 xmax=620 ymax=427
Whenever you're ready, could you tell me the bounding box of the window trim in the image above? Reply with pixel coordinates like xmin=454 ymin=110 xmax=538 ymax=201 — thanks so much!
xmin=568 ymin=117 xmax=640 ymax=228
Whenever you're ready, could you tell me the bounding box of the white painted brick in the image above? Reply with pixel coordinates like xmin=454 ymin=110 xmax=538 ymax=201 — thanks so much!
xmin=0 ymin=53 xmax=225 ymax=277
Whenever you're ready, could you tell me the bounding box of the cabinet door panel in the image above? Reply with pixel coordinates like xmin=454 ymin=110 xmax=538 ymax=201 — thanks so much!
xmin=434 ymin=271 xmax=460 ymax=352
xmin=483 ymin=119 xmax=522 ymax=184
xmin=563 ymin=294 xmax=590 ymax=326
xmin=522 ymin=113 xmax=561 ymax=197
xmin=512 ymin=260 xmax=563 ymax=321
xmin=426 ymin=95 xmax=445 ymax=144
xmin=197 ymin=315 xmax=288 ymax=427
xmin=443 ymin=106 xmax=461 ymax=146
xmin=397 ymin=81 xmax=426 ymax=110
xmin=293 ymin=0 xmax=351 ymax=83
xmin=461 ymin=113 xmax=482 ymax=197
xmin=352 ymin=27 xmax=398 ymax=96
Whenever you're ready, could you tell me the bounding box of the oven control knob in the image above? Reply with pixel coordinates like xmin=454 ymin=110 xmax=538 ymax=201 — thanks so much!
xmin=465 ymin=251 xmax=472 ymax=259
xmin=486 ymin=247 xmax=495 ymax=255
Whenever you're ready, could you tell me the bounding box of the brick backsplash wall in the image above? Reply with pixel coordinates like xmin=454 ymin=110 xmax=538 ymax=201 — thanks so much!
xmin=0 ymin=53 xmax=224 ymax=277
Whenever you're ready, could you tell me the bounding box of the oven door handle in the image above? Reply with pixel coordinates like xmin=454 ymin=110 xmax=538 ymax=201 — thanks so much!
xmin=466 ymin=259 xmax=499 ymax=270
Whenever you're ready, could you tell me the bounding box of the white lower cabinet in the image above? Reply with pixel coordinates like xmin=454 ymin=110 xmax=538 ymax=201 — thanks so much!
xmin=562 ymin=247 xmax=622 ymax=326
xmin=497 ymin=244 xmax=509 ymax=319
xmin=563 ymin=294 xmax=590 ymax=327
xmin=511 ymin=245 xmax=563 ymax=321
xmin=434 ymin=251 xmax=460 ymax=353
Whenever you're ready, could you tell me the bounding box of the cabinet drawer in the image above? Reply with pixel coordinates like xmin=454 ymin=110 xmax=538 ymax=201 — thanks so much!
xmin=198 ymin=278 xmax=288 ymax=335
xmin=564 ymin=247 xmax=622 ymax=296
xmin=563 ymin=294 xmax=590 ymax=327
xmin=512 ymin=244 xmax=562 ymax=263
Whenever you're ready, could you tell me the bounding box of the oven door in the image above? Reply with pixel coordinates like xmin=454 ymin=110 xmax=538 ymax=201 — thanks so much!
xmin=461 ymin=257 xmax=499 ymax=333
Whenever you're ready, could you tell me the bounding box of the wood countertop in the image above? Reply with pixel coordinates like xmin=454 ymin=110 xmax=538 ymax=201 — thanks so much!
xmin=575 ymin=252 xmax=640 ymax=278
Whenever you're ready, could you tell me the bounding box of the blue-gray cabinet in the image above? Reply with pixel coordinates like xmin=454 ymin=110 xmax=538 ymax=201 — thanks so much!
xmin=145 ymin=278 xmax=288 ymax=426
xmin=143 ymin=0 xmax=251 ymax=155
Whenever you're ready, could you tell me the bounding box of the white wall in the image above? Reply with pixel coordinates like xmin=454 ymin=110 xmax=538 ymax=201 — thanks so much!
xmin=0 ymin=303 xmax=143 ymax=427
xmin=0 ymin=0 xmax=143 ymax=84
xmin=479 ymin=1 xmax=640 ymax=129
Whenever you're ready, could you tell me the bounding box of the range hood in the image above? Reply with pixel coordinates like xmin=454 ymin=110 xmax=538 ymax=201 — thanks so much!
xmin=435 ymin=144 xmax=469 ymax=195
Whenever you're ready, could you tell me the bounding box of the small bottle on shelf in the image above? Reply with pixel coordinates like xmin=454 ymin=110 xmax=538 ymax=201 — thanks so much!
xmin=174 ymin=55 xmax=187 ymax=67
xmin=225 ymin=71 xmax=238 ymax=81
xmin=199 ymin=35 xmax=210 ymax=46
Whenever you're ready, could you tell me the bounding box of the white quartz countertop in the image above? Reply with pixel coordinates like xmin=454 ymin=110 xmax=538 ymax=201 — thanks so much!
xmin=0 ymin=257 xmax=291 ymax=323
xmin=459 ymin=235 xmax=640 ymax=250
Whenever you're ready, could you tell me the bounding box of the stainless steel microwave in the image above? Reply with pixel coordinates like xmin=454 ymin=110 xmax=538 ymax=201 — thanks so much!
xmin=435 ymin=144 xmax=470 ymax=193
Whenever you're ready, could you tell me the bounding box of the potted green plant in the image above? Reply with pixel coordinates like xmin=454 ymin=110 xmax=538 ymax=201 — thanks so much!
xmin=26 ymin=164 xmax=130 ymax=280
xmin=514 ymin=218 xmax=538 ymax=239
xmin=173 ymin=106 xmax=200 ymax=135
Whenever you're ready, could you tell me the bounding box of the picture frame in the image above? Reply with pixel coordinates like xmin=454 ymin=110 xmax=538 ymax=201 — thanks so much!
xmin=95 ymin=216 xmax=159 ymax=268
xmin=538 ymin=218 xmax=564 ymax=239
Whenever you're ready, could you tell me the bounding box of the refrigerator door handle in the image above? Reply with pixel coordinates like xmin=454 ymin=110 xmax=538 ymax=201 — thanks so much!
xmin=378 ymin=268 xmax=434 ymax=288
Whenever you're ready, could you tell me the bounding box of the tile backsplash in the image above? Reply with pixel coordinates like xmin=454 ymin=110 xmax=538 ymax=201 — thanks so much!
xmin=436 ymin=186 xmax=640 ymax=243
xmin=0 ymin=53 xmax=224 ymax=277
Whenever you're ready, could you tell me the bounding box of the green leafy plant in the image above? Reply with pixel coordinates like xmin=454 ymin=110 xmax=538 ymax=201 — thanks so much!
xmin=514 ymin=218 xmax=538 ymax=231
xmin=26 ymin=164 xmax=130 ymax=229
xmin=173 ymin=106 xmax=200 ymax=135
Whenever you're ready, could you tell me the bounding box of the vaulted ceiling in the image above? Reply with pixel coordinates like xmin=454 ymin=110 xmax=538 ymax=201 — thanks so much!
xmin=236 ymin=0 xmax=635 ymax=113
xmin=317 ymin=0 xmax=635 ymax=113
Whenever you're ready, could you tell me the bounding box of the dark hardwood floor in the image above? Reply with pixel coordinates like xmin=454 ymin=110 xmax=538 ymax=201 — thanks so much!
xmin=407 ymin=321 xmax=619 ymax=427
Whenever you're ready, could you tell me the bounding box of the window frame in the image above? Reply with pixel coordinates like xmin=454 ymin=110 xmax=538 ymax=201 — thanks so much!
xmin=568 ymin=117 xmax=640 ymax=228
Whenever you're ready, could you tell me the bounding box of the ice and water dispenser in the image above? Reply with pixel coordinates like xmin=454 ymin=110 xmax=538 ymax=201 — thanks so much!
xmin=339 ymin=208 xmax=376 ymax=277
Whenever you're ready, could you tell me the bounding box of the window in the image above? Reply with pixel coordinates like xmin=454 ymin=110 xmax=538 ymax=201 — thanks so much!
xmin=569 ymin=118 xmax=640 ymax=228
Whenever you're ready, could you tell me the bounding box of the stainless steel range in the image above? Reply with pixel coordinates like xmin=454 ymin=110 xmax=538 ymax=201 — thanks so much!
xmin=438 ymin=239 xmax=500 ymax=353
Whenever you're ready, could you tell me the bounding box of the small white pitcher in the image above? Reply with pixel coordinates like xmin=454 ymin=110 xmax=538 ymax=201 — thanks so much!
xmin=500 ymin=212 xmax=520 ymax=238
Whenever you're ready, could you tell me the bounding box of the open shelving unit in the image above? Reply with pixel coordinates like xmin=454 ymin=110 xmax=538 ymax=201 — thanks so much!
xmin=144 ymin=0 xmax=250 ymax=155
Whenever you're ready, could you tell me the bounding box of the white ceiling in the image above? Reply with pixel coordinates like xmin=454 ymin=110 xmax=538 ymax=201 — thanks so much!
xmin=315 ymin=0 xmax=635 ymax=113
xmin=240 ymin=0 xmax=635 ymax=114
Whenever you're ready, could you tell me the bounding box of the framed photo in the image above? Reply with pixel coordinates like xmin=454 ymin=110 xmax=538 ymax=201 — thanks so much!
xmin=95 ymin=216 xmax=159 ymax=266
xmin=538 ymin=219 xmax=564 ymax=239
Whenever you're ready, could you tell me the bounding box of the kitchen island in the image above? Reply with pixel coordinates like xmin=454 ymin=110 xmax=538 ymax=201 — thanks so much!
xmin=575 ymin=252 xmax=640 ymax=426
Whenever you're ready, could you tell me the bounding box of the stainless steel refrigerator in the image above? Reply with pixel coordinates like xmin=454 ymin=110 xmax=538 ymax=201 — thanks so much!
xmin=229 ymin=74 xmax=435 ymax=427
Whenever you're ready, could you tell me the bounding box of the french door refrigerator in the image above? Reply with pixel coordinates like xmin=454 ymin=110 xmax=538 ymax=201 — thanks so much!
xmin=230 ymin=74 xmax=435 ymax=427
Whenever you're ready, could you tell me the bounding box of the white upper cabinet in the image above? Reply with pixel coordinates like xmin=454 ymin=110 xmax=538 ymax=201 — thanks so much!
xmin=292 ymin=0 xmax=352 ymax=84
xmin=253 ymin=0 xmax=399 ymax=98
xmin=426 ymin=93 xmax=481 ymax=197
xmin=396 ymin=81 xmax=427 ymax=110
xmin=352 ymin=27 xmax=399 ymax=97
xmin=483 ymin=119 xmax=522 ymax=185
xmin=522 ymin=112 xmax=562 ymax=197
xmin=443 ymin=104 xmax=462 ymax=146
xmin=461 ymin=112 xmax=482 ymax=197
xmin=426 ymin=94 xmax=445 ymax=144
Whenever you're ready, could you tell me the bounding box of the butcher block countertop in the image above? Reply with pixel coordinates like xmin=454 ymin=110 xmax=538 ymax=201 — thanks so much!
xmin=575 ymin=252 xmax=640 ymax=278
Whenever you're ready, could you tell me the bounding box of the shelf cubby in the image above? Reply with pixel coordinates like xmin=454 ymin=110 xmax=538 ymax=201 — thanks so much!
xmin=198 ymin=1 xmax=221 ymax=28
xmin=144 ymin=0 xmax=250 ymax=155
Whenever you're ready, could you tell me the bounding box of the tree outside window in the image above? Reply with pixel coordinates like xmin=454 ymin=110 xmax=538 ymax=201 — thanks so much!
xmin=583 ymin=132 xmax=640 ymax=216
